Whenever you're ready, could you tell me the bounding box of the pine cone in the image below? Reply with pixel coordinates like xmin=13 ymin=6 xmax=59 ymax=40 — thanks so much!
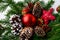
xmin=20 ymin=27 xmax=33 ymax=39
xmin=32 ymin=2 xmax=42 ymax=18
xmin=42 ymin=25 xmax=51 ymax=33
xmin=9 ymin=14 xmax=23 ymax=35
xmin=34 ymin=26 xmax=46 ymax=37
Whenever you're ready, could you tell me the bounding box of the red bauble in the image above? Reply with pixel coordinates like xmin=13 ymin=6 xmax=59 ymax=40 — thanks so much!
xmin=22 ymin=14 xmax=36 ymax=26
xmin=22 ymin=7 xmax=30 ymax=15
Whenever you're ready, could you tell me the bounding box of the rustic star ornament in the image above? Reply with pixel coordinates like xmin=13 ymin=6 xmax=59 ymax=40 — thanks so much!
xmin=42 ymin=8 xmax=55 ymax=25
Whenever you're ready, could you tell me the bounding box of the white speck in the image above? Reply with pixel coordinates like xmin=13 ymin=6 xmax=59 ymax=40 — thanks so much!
xmin=19 ymin=25 xmax=22 ymax=27
xmin=17 ymin=28 xmax=19 ymax=30
xmin=11 ymin=27 xmax=13 ymax=29
xmin=29 ymin=31 xmax=31 ymax=33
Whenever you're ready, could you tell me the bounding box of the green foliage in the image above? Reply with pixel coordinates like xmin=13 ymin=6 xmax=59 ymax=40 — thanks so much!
xmin=0 ymin=3 xmax=8 ymax=12
xmin=43 ymin=0 xmax=54 ymax=10
xmin=0 ymin=0 xmax=60 ymax=40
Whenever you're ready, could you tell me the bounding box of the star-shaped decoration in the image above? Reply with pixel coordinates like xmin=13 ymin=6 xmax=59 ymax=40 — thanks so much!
xmin=42 ymin=8 xmax=55 ymax=25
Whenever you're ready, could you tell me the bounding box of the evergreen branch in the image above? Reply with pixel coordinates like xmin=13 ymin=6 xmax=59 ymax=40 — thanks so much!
xmin=16 ymin=2 xmax=24 ymax=7
xmin=0 ymin=0 xmax=24 ymax=13
xmin=0 ymin=0 xmax=15 ymax=4
xmin=40 ymin=1 xmax=45 ymax=8
xmin=0 ymin=3 xmax=9 ymax=12
xmin=9 ymin=4 xmax=22 ymax=14
xmin=9 ymin=3 xmax=24 ymax=15
xmin=0 ymin=23 xmax=12 ymax=37
xmin=6 ymin=7 xmax=23 ymax=17
xmin=6 ymin=9 xmax=17 ymax=17
xmin=1 ymin=34 xmax=19 ymax=40
xmin=3 ymin=0 xmax=13 ymax=3
xmin=44 ymin=0 xmax=54 ymax=10
xmin=0 ymin=0 xmax=15 ymax=12
xmin=0 ymin=20 xmax=9 ymax=24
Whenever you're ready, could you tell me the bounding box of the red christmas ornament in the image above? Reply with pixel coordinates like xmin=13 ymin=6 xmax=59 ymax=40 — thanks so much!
xmin=22 ymin=14 xmax=36 ymax=26
xmin=42 ymin=8 xmax=55 ymax=25
xmin=22 ymin=7 xmax=30 ymax=15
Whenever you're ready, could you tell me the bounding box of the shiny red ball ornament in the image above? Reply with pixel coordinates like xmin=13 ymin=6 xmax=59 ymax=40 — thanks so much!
xmin=42 ymin=8 xmax=55 ymax=25
xmin=22 ymin=14 xmax=36 ymax=26
xmin=22 ymin=7 xmax=30 ymax=15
